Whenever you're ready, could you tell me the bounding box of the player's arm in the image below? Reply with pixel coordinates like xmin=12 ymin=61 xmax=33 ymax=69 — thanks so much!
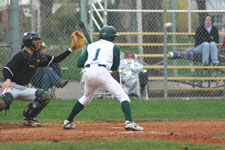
xmin=2 ymin=53 xmax=22 ymax=91
xmin=111 ymin=45 xmax=120 ymax=71
xmin=41 ymin=49 xmax=73 ymax=67
xmin=3 ymin=53 xmax=22 ymax=81
xmin=51 ymin=49 xmax=72 ymax=63
xmin=77 ymin=49 xmax=88 ymax=68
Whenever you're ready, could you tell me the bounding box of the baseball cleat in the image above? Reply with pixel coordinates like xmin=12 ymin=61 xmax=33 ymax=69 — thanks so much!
xmin=125 ymin=120 xmax=144 ymax=131
xmin=23 ymin=118 xmax=41 ymax=127
xmin=63 ymin=120 xmax=75 ymax=129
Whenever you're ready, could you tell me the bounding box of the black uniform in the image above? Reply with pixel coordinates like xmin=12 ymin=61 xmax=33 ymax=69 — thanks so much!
xmin=3 ymin=49 xmax=71 ymax=85
xmin=0 ymin=49 xmax=72 ymax=123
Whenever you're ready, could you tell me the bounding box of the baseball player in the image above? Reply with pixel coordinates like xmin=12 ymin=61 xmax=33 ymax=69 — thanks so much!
xmin=63 ymin=25 xmax=144 ymax=131
xmin=0 ymin=32 xmax=78 ymax=127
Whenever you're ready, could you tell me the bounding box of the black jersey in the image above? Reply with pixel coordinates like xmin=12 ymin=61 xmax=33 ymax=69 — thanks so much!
xmin=3 ymin=49 xmax=71 ymax=85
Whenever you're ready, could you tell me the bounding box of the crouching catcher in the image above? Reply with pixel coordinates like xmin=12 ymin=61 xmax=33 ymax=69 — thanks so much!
xmin=0 ymin=31 xmax=86 ymax=127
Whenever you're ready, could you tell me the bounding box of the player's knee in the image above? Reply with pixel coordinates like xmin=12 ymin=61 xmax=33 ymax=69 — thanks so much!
xmin=0 ymin=92 xmax=14 ymax=111
xmin=121 ymin=98 xmax=130 ymax=103
xmin=35 ymin=89 xmax=51 ymax=105
xmin=115 ymin=92 xmax=130 ymax=103
xmin=120 ymin=93 xmax=130 ymax=103
xmin=78 ymin=96 xmax=92 ymax=106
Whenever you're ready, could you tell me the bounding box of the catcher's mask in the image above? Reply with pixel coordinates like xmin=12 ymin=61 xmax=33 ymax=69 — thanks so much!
xmin=21 ymin=32 xmax=41 ymax=49
xmin=99 ymin=25 xmax=120 ymax=42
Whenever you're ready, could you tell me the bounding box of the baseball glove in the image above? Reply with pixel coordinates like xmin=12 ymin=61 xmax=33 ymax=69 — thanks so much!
xmin=71 ymin=31 xmax=86 ymax=50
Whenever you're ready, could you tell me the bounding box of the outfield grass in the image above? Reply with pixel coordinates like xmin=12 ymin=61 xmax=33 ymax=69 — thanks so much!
xmin=1 ymin=98 xmax=225 ymax=149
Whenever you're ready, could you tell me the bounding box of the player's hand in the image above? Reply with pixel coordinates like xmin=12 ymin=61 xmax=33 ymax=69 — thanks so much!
xmin=1 ymin=79 xmax=13 ymax=92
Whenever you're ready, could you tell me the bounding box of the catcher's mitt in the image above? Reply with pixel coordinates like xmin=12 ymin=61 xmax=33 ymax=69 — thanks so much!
xmin=71 ymin=31 xmax=86 ymax=50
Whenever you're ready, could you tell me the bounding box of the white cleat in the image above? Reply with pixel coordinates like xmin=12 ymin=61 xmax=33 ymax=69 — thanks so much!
xmin=63 ymin=120 xmax=75 ymax=129
xmin=125 ymin=120 xmax=144 ymax=131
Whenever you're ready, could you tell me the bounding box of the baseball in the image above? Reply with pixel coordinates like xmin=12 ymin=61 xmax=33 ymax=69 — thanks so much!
xmin=164 ymin=22 xmax=173 ymax=28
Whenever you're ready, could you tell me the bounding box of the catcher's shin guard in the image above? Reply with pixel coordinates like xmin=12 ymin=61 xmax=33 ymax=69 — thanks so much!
xmin=0 ymin=92 xmax=14 ymax=111
xmin=23 ymin=90 xmax=51 ymax=119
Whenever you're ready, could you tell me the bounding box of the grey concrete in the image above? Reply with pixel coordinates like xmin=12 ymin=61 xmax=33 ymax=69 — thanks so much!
xmin=54 ymin=81 xmax=82 ymax=100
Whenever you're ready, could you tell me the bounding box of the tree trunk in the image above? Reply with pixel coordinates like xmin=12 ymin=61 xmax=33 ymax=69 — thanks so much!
xmin=40 ymin=0 xmax=53 ymax=38
xmin=196 ymin=0 xmax=208 ymax=26
xmin=114 ymin=0 xmax=136 ymax=43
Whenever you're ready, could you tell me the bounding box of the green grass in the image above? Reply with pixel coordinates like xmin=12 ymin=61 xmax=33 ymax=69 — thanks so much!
xmin=1 ymin=99 xmax=225 ymax=149
xmin=213 ymin=134 xmax=225 ymax=138
xmin=1 ymin=98 xmax=225 ymax=122
xmin=1 ymin=138 xmax=225 ymax=150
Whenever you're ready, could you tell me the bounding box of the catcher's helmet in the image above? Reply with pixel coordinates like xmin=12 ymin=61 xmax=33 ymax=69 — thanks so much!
xmin=99 ymin=25 xmax=119 ymax=42
xmin=21 ymin=32 xmax=40 ymax=49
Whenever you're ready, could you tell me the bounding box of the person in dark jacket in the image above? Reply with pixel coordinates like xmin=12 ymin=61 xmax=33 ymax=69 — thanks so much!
xmin=193 ymin=15 xmax=219 ymax=65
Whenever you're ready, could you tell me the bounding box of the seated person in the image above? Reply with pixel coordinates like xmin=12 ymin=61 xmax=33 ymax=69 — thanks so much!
xmin=31 ymin=42 xmax=69 ymax=91
xmin=192 ymin=15 xmax=219 ymax=66
xmin=169 ymin=37 xmax=225 ymax=64
xmin=119 ymin=51 xmax=147 ymax=98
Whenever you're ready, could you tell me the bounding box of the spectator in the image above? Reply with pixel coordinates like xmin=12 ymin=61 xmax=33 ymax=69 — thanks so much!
xmin=193 ymin=15 xmax=219 ymax=66
xmin=119 ymin=51 xmax=148 ymax=98
xmin=169 ymin=36 xmax=225 ymax=65
xmin=31 ymin=42 xmax=69 ymax=92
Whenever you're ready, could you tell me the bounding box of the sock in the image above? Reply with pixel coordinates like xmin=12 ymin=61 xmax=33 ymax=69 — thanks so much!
xmin=67 ymin=101 xmax=84 ymax=122
xmin=121 ymin=101 xmax=133 ymax=122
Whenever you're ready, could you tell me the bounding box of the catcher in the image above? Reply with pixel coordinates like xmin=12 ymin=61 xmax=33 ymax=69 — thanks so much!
xmin=0 ymin=31 xmax=86 ymax=127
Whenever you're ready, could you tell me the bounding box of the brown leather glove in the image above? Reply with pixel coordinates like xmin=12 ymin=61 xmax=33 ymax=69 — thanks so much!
xmin=70 ymin=31 xmax=86 ymax=50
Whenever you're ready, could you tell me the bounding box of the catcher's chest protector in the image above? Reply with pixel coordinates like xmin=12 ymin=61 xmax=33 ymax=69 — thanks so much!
xmin=22 ymin=50 xmax=48 ymax=67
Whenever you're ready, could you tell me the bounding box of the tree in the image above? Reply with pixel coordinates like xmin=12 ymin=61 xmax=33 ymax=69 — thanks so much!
xmin=196 ymin=0 xmax=208 ymax=26
xmin=114 ymin=0 xmax=137 ymax=43
xmin=40 ymin=0 xmax=53 ymax=38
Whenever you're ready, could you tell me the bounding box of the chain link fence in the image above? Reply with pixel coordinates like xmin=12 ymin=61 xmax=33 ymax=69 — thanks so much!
xmin=1 ymin=0 xmax=225 ymax=99
xmin=89 ymin=0 xmax=225 ymax=99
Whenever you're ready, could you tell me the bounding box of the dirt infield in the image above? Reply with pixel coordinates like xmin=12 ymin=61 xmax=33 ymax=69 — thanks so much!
xmin=1 ymin=120 xmax=225 ymax=145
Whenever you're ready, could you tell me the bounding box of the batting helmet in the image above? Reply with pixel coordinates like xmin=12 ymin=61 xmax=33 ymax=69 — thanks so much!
xmin=99 ymin=25 xmax=119 ymax=42
xmin=21 ymin=32 xmax=40 ymax=49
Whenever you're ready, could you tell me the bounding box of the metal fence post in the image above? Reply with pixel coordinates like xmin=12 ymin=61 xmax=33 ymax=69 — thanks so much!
xmin=163 ymin=0 xmax=168 ymax=98
xmin=137 ymin=0 xmax=143 ymax=60
xmin=9 ymin=0 xmax=20 ymax=57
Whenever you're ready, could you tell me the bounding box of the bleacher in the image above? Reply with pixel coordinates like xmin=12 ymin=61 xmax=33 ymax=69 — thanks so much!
xmin=116 ymin=32 xmax=225 ymax=97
